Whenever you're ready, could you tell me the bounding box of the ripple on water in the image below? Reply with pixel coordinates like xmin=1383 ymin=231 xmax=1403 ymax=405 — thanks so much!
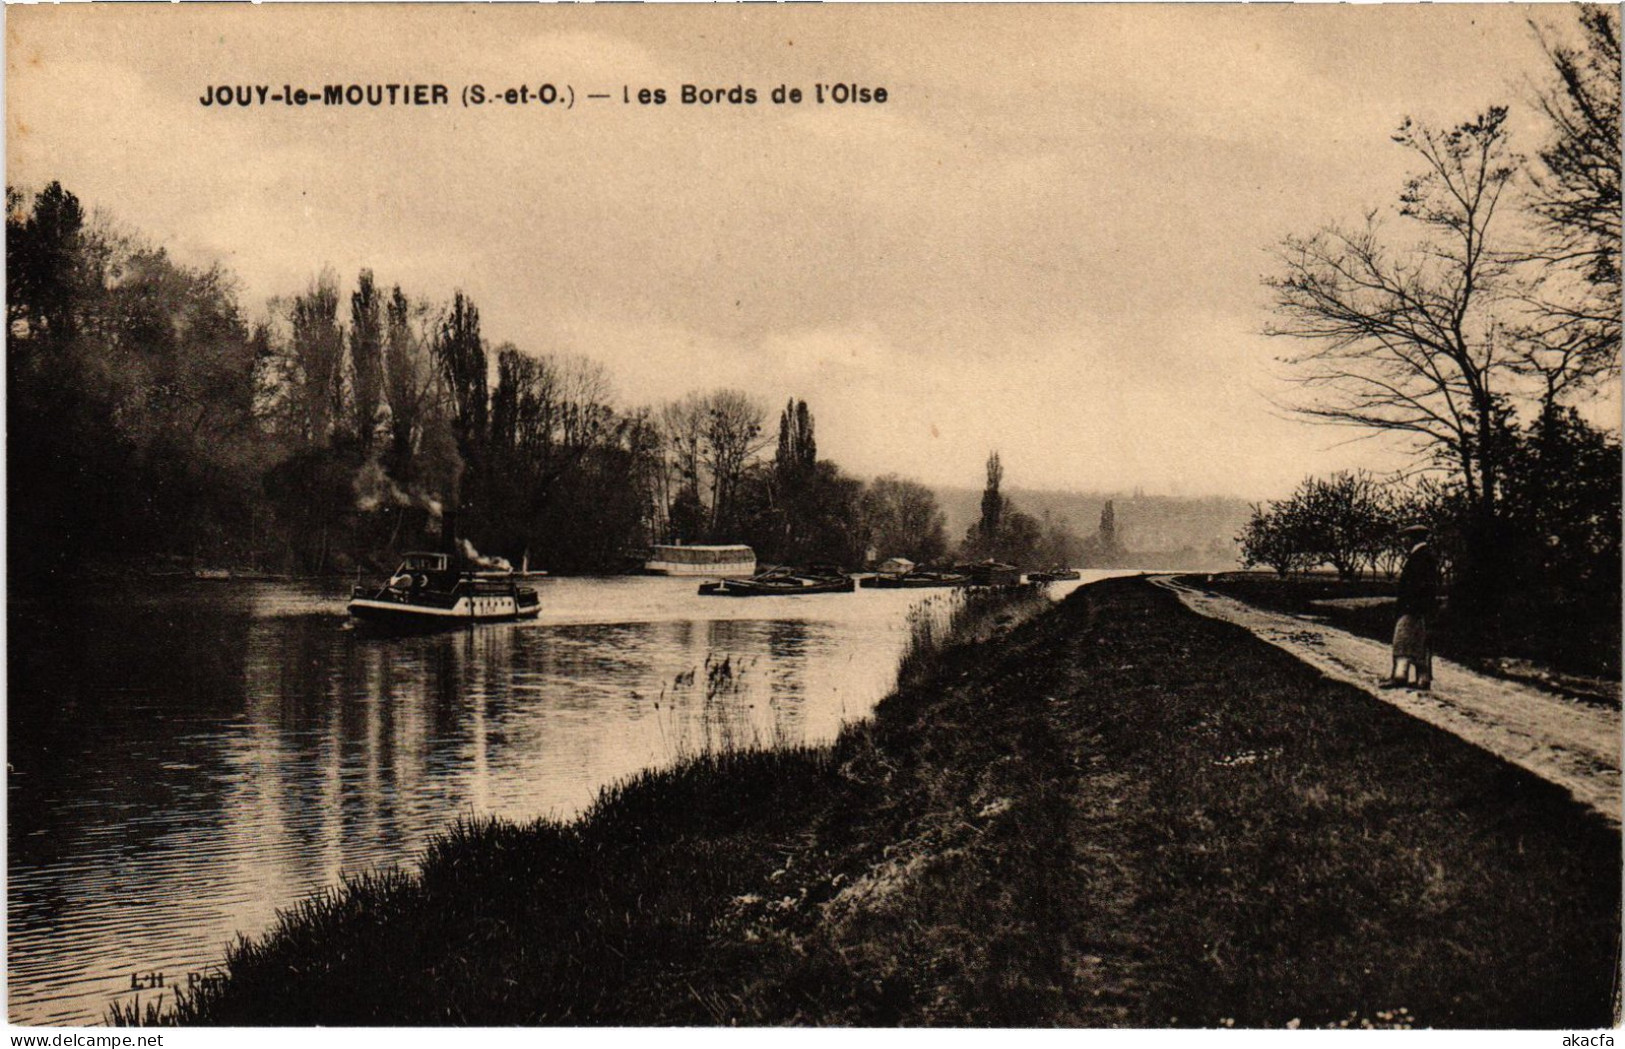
xmin=8 ymin=573 xmax=1122 ymax=1023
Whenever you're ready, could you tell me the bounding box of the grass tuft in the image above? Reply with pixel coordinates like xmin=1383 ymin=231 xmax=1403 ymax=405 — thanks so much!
xmin=116 ymin=579 xmax=1619 ymax=1027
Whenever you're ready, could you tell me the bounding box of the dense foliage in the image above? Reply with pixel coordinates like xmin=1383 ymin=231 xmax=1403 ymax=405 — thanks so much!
xmin=5 ymin=199 xmax=970 ymax=578
xmin=8 ymin=186 xmax=271 ymax=578
xmin=1239 ymin=413 xmax=1620 ymax=672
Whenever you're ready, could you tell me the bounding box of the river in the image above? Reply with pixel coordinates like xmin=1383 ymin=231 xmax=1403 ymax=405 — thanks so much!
xmin=6 ymin=573 xmax=1119 ymax=1024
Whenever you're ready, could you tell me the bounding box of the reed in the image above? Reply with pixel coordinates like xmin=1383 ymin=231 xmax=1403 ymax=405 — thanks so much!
xmin=108 ymin=995 xmax=177 ymax=1027
xmin=113 ymin=577 xmax=1618 ymax=1027
xmin=895 ymin=582 xmax=1051 ymax=689
xmin=111 ymin=588 xmax=1051 ymax=1027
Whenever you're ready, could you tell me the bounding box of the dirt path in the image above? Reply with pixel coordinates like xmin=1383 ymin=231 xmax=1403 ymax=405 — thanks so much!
xmin=1151 ymin=575 xmax=1622 ymax=827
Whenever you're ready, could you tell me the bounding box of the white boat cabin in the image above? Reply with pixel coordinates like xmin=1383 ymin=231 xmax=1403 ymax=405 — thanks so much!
xmin=645 ymin=544 xmax=757 ymax=577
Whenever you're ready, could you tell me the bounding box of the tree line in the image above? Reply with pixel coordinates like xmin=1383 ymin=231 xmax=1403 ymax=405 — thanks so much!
xmin=0 ymin=175 xmax=1234 ymax=584
xmin=1258 ymin=9 xmax=1620 ymax=660
xmin=956 ymin=451 xmax=1108 ymax=569
xmin=6 ymin=196 xmax=1010 ymax=579
xmin=1241 ymin=472 xmax=1464 ymax=581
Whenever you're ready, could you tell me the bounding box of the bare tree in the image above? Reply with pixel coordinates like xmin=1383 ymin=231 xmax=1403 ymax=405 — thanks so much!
xmin=1528 ymin=7 xmax=1621 ymax=292
xmin=349 ymin=269 xmax=383 ymax=453
xmin=1514 ymin=8 xmax=1622 ymax=411
xmin=289 ymin=268 xmax=345 ymax=446
xmin=702 ymin=389 xmax=767 ymax=536
xmin=1238 ymin=502 xmax=1308 ymax=577
xmin=1239 ymin=472 xmax=1397 ymax=580
xmin=1265 ymin=109 xmax=1521 ymax=524
xmin=555 ymin=355 xmax=614 ymax=451
xmin=860 ymin=474 xmax=948 ymax=564
xmin=1298 ymin=470 xmax=1392 ymax=581
xmin=382 ymin=285 xmax=438 ymax=468
xmin=658 ymin=391 xmax=710 ymax=537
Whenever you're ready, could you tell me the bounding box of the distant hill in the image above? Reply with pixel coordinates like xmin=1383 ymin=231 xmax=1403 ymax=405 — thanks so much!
xmin=932 ymin=485 xmax=1254 ymax=571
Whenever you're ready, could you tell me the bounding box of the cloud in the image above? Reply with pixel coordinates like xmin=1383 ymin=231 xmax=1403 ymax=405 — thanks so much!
xmin=5 ymin=5 xmax=1567 ymax=500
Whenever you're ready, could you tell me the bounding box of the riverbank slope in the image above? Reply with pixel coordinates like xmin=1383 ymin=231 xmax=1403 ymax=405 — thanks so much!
xmin=146 ymin=576 xmax=1620 ymax=1027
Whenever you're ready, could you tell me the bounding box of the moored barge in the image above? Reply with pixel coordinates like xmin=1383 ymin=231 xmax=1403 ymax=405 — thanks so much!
xmin=699 ymin=566 xmax=855 ymax=596
xmin=957 ymin=560 xmax=1024 ymax=586
xmin=861 ymin=568 xmax=971 ymax=589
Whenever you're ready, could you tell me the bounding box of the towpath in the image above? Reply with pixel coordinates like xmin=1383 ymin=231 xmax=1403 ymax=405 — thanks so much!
xmin=1150 ymin=575 xmax=1622 ymax=827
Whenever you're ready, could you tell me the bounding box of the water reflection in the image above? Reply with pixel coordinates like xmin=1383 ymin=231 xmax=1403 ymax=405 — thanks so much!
xmin=7 ymin=577 xmax=956 ymax=1024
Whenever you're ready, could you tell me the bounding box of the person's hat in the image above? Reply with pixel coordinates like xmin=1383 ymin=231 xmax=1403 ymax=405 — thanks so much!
xmin=1399 ymin=523 xmax=1430 ymax=537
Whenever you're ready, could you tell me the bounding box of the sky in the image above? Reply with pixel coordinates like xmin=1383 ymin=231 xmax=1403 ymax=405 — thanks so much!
xmin=4 ymin=4 xmax=1587 ymax=499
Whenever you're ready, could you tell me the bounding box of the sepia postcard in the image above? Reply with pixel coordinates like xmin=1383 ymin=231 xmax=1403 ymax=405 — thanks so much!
xmin=6 ymin=2 xmax=1620 ymax=1039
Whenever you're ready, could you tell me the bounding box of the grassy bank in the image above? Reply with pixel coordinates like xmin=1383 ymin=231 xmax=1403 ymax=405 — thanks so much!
xmin=126 ymin=577 xmax=1619 ymax=1027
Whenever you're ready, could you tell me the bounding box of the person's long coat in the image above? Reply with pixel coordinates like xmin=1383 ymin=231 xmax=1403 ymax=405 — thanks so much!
xmin=1396 ymin=543 xmax=1439 ymax=617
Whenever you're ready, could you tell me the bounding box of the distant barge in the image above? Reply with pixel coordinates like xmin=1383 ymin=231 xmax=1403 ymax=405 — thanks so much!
xmin=645 ymin=544 xmax=757 ymax=578
xmin=861 ymin=569 xmax=971 ymax=589
xmin=699 ymin=567 xmax=855 ymax=596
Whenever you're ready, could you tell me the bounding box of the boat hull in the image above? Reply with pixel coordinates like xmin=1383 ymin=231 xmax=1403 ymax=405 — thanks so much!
xmin=348 ymin=552 xmax=541 ymax=630
xmin=957 ymin=562 xmax=1023 ymax=586
xmin=646 ymin=559 xmax=757 ymax=577
xmin=698 ymin=577 xmax=855 ymax=597
xmin=861 ymin=574 xmax=969 ymax=589
xmin=348 ymin=596 xmax=541 ymax=628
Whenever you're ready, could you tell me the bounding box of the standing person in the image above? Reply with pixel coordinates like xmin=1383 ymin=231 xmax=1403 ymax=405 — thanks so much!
xmin=1382 ymin=524 xmax=1439 ymax=691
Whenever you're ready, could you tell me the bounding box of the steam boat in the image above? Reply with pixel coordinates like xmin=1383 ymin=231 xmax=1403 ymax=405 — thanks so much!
xmin=348 ymin=551 xmax=541 ymax=626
